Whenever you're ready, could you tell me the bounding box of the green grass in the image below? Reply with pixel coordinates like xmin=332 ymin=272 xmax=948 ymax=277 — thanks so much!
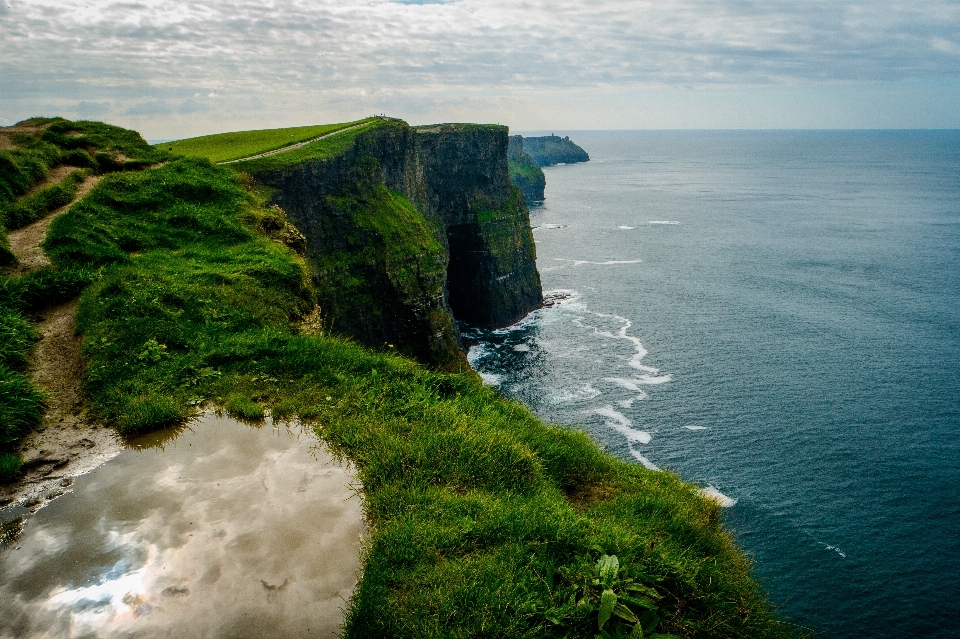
xmin=37 ymin=138 xmax=802 ymax=637
xmin=0 ymin=452 xmax=23 ymax=483
xmin=0 ymin=265 xmax=95 ymax=450
xmin=304 ymin=152 xmax=462 ymax=366
xmin=231 ymin=120 xmax=385 ymax=173
xmin=1 ymin=169 xmax=86 ymax=231
xmin=1 ymin=116 xmax=165 ymax=250
xmin=0 ymin=366 xmax=45 ymax=446
xmin=159 ymin=119 xmax=377 ymax=164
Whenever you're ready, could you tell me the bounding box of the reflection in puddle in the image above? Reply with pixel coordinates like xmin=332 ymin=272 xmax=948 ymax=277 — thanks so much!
xmin=0 ymin=413 xmax=364 ymax=638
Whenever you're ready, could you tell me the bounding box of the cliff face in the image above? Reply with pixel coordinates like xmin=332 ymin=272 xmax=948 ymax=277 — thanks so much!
xmin=521 ymin=135 xmax=589 ymax=167
xmin=507 ymin=135 xmax=545 ymax=206
xmin=252 ymin=120 xmax=542 ymax=368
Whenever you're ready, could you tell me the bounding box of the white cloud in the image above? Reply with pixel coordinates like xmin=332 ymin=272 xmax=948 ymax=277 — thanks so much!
xmin=1 ymin=0 xmax=958 ymax=133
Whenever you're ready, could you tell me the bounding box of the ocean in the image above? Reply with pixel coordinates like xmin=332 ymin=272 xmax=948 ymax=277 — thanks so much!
xmin=466 ymin=130 xmax=960 ymax=637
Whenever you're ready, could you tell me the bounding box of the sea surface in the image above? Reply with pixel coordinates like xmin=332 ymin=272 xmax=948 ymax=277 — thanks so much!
xmin=467 ymin=130 xmax=960 ymax=637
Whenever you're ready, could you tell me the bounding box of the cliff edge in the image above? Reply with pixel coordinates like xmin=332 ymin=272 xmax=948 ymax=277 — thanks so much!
xmin=507 ymin=135 xmax=546 ymax=206
xmin=247 ymin=120 xmax=542 ymax=368
xmin=522 ymin=134 xmax=590 ymax=167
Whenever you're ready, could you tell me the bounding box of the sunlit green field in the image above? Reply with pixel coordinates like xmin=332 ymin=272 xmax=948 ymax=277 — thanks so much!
xmin=157 ymin=118 xmax=376 ymax=163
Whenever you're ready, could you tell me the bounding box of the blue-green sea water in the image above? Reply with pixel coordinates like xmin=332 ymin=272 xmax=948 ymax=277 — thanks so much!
xmin=466 ymin=130 xmax=960 ymax=637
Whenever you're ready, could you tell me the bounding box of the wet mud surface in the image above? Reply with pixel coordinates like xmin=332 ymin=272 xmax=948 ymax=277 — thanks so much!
xmin=0 ymin=413 xmax=364 ymax=639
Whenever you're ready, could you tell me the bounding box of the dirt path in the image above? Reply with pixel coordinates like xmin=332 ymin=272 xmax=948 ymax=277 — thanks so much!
xmin=218 ymin=120 xmax=376 ymax=165
xmin=1 ymin=171 xmax=122 ymax=509
xmin=2 ymin=175 xmax=101 ymax=277
xmin=0 ymin=301 xmax=123 ymax=510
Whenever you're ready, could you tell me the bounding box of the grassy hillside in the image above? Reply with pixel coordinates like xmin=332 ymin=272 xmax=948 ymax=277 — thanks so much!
xmin=0 ymin=117 xmax=164 ymax=479
xmin=1 ymin=118 xmax=803 ymax=637
xmin=158 ymin=118 xmax=377 ymax=164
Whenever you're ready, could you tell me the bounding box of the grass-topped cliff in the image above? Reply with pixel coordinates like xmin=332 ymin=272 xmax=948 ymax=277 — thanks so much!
xmin=0 ymin=117 xmax=803 ymax=638
xmin=509 ymin=135 xmax=547 ymax=205
xmin=522 ymin=134 xmax=590 ymax=167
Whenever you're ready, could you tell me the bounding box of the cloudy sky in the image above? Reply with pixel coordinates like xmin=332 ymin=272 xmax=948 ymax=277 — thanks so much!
xmin=2 ymin=0 xmax=959 ymax=138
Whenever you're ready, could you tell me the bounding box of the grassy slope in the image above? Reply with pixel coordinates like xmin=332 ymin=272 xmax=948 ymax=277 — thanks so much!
xmin=158 ymin=118 xmax=377 ymax=164
xmin=30 ymin=126 xmax=800 ymax=636
xmin=229 ymin=120 xmax=383 ymax=172
xmin=0 ymin=118 xmax=163 ymax=478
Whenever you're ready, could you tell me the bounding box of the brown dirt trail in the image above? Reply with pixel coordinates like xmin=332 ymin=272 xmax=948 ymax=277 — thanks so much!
xmin=2 ymin=175 xmax=101 ymax=277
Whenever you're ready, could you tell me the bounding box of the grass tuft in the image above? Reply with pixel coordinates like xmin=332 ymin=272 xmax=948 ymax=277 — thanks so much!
xmin=225 ymin=394 xmax=266 ymax=420
xmin=0 ymin=169 xmax=86 ymax=230
xmin=116 ymin=393 xmax=185 ymax=434
xmin=0 ymin=452 xmax=23 ymax=483
xmin=0 ymin=366 xmax=45 ymax=445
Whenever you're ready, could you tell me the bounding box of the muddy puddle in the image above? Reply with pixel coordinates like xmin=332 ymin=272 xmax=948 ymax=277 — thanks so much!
xmin=0 ymin=413 xmax=364 ymax=639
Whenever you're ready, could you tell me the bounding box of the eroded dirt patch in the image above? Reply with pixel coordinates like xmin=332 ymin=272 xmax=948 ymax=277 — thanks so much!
xmin=0 ymin=301 xmax=122 ymax=510
xmin=2 ymin=175 xmax=101 ymax=277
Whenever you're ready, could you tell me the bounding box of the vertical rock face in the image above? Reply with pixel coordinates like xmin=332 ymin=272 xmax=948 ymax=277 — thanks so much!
xmin=411 ymin=125 xmax=542 ymax=328
xmin=507 ymin=135 xmax=546 ymax=206
xmin=252 ymin=120 xmax=542 ymax=368
xmin=520 ymin=135 xmax=590 ymax=167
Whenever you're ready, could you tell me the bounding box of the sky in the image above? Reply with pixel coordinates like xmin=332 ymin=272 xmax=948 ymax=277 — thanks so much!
xmin=2 ymin=0 xmax=959 ymax=138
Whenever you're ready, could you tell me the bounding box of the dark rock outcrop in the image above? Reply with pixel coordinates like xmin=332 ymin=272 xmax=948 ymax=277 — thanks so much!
xmin=520 ymin=135 xmax=589 ymax=167
xmin=250 ymin=120 xmax=542 ymax=369
xmin=507 ymin=136 xmax=545 ymax=206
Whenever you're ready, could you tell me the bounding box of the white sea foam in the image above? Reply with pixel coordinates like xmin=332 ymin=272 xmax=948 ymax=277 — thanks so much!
xmin=550 ymin=385 xmax=602 ymax=404
xmin=636 ymin=373 xmax=672 ymax=384
xmin=617 ymin=395 xmax=647 ymax=409
xmin=648 ymin=220 xmax=680 ymax=225
xmin=534 ymin=223 xmax=567 ymax=230
xmin=554 ymin=258 xmax=643 ymax=267
xmin=618 ymin=225 xmax=635 ymax=230
xmin=479 ymin=372 xmax=501 ymax=386
xmin=822 ymin=544 xmax=847 ymax=558
xmin=594 ymin=406 xmax=652 ymax=444
xmin=683 ymin=425 xmax=709 ymax=431
xmin=629 ymin=447 xmax=661 ymax=471
xmin=604 ymin=377 xmax=645 ymax=391
xmin=512 ymin=344 xmax=530 ymax=352
xmin=577 ymin=385 xmax=602 ymax=399
xmin=466 ymin=343 xmax=489 ymax=367
xmin=699 ymin=485 xmax=737 ymax=507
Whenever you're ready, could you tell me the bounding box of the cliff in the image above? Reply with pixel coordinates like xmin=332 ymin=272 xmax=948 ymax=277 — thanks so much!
xmin=249 ymin=120 xmax=542 ymax=368
xmin=521 ymin=134 xmax=590 ymax=167
xmin=507 ymin=135 xmax=546 ymax=206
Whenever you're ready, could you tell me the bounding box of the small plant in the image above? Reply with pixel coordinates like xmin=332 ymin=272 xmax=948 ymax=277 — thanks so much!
xmin=136 ymin=338 xmax=168 ymax=364
xmin=548 ymin=554 xmax=679 ymax=639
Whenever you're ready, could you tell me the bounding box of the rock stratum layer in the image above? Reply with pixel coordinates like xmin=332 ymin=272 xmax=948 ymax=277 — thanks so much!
xmin=251 ymin=120 xmax=542 ymax=369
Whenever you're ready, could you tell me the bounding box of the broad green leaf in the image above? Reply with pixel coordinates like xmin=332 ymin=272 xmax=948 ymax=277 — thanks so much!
xmin=625 ymin=584 xmax=661 ymax=598
xmin=544 ymin=610 xmax=564 ymax=625
xmin=638 ymin=608 xmax=660 ymax=633
xmin=597 ymin=555 xmax=620 ymax=588
xmin=620 ymin=594 xmax=658 ymax=610
xmin=614 ymin=602 xmax=639 ymax=623
xmin=630 ymin=622 xmax=646 ymax=638
xmin=598 ymin=588 xmax=617 ymax=629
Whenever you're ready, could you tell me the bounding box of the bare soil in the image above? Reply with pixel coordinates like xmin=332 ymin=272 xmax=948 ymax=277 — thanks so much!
xmin=2 ymin=175 xmax=101 ymax=277
xmin=21 ymin=165 xmax=81 ymax=198
xmin=1 ymin=168 xmax=119 ymax=510
xmin=0 ymin=301 xmax=123 ymax=510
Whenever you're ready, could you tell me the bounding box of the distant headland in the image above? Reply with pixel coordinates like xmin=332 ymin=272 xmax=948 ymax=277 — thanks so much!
xmin=507 ymin=134 xmax=590 ymax=205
